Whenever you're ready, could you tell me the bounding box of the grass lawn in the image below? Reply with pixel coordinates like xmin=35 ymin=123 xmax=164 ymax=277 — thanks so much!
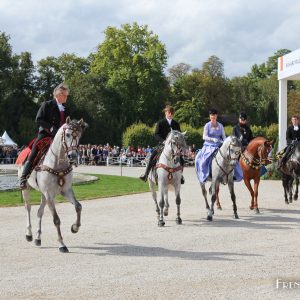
xmin=0 ymin=174 xmax=150 ymax=207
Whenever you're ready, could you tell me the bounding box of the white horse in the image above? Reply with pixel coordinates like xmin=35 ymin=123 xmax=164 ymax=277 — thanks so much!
xmin=17 ymin=117 xmax=88 ymax=253
xmin=148 ymin=130 xmax=187 ymax=226
xmin=196 ymin=135 xmax=242 ymax=221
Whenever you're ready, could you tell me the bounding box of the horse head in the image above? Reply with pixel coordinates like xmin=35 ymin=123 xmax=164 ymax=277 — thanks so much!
xmin=258 ymin=140 xmax=273 ymax=165
xmin=220 ymin=135 xmax=242 ymax=166
xmin=61 ymin=117 xmax=88 ymax=165
xmin=164 ymin=130 xmax=187 ymax=163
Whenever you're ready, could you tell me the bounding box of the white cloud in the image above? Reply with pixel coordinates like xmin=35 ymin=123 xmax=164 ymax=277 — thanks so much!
xmin=1 ymin=0 xmax=300 ymax=77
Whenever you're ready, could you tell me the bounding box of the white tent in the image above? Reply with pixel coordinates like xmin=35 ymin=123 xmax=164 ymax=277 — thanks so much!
xmin=1 ymin=131 xmax=18 ymax=146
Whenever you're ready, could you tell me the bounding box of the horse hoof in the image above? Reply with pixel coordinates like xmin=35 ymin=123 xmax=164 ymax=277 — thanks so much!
xmin=26 ymin=235 xmax=33 ymax=242
xmin=163 ymin=211 xmax=168 ymax=216
xmin=255 ymin=208 xmax=260 ymax=214
xmin=71 ymin=224 xmax=79 ymax=233
xmin=176 ymin=217 xmax=182 ymax=225
xmin=59 ymin=246 xmax=69 ymax=253
xmin=234 ymin=214 xmax=239 ymax=219
xmin=289 ymin=200 xmax=293 ymax=203
xmin=285 ymin=201 xmax=289 ymax=205
xmin=249 ymin=206 xmax=254 ymax=210
xmin=34 ymin=239 xmax=41 ymax=246
xmin=293 ymin=195 xmax=298 ymax=201
xmin=207 ymin=215 xmax=213 ymax=221
xmin=217 ymin=206 xmax=222 ymax=210
xmin=158 ymin=220 xmax=165 ymax=227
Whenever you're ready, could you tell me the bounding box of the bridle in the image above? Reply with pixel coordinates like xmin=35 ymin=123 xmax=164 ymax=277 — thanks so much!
xmin=61 ymin=123 xmax=81 ymax=164
xmin=242 ymin=143 xmax=272 ymax=169
xmin=214 ymin=140 xmax=241 ymax=179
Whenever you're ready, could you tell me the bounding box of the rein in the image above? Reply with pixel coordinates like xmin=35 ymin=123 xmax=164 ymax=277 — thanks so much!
xmin=36 ymin=122 xmax=82 ymax=187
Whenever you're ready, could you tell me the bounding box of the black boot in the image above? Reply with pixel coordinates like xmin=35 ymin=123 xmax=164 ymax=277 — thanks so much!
xmin=139 ymin=162 xmax=152 ymax=182
xmin=181 ymin=175 xmax=185 ymax=184
xmin=20 ymin=161 xmax=32 ymax=189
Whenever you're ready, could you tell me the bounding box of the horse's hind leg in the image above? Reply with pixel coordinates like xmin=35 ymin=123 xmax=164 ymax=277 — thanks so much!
xmin=22 ymin=189 xmax=33 ymax=242
xmin=228 ymin=180 xmax=239 ymax=219
xmin=200 ymin=183 xmax=209 ymax=210
xmin=207 ymin=181 xmax=218 ymax=221
xmin=62 ymin=189 xmax=82 ymax=233
xmin=34 ymin=194 xmax=47 ymax=246
xmin=244 ymin=178 xmax=255 ymax=210
xmin=282 ymin=176 xmax=289 ymax=204
xmin=46 ymin=198 xmax=68 ymax=253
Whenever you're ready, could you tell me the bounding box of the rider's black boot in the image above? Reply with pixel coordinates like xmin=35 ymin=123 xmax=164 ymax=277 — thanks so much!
xmin=20 ymin=161 xmax=32 ymax=189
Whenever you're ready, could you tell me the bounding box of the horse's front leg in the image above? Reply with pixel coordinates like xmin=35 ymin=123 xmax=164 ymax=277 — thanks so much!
xmin=294 ymin=177 xmax=299 ymax=201
xmin=228 ymin=179 xmax=239 ymax=219
xmin=46 ymin=197 xmax=68 ymax=253
xmin=207 ymin=181 xmax=218 ymax=221
xmin=282 ymin=176 xmax=289 ymax=204
xmin=34 ymin=194 xmax=47 ymax=246
xmin=253 ymin=177 xmax=260 ymax=213
xmin=174 ymin=177 xmax=182 ymax=224
xmin=288 ymin=177 xmax=293 ymax=203
xmin=216 ymin=186 xmax=222 ymax=210
xmin=61 ymin=189 xmax=82 ymax=233
xmin=22 ymin=189 xmax=33 ymax=242
xmin=158 ymin=182 xmax=166 ymax=227
xmin=149 ymin=178 xmax=159 ymax=220
xmin=200 ymin=182 xmax=210 ymax=210
xmin=243 ymin=177 xmax=255 ymax=210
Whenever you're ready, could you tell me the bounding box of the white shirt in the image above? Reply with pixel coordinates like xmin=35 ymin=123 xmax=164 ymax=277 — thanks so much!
xmin=166 ymin=118 xmax=172 ymax=126
xmin=294 ymin=125 xmax=299 ymax=131
xmin=55 ymin=99 xmax=65 ymax=112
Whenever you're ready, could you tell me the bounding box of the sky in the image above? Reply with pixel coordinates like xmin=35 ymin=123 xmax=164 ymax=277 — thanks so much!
xmin=1 ymin=0 xmax=300 ymax=78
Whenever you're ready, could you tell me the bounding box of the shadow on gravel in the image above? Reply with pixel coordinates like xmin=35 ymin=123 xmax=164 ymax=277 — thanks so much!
xmin=184 ymin=213 xmax=300 ymax=230
xmin=73 ymin=243 xmax=261 ymax=261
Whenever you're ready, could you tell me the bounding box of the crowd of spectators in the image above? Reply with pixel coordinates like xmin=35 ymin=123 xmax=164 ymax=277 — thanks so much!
xmin=0 ymin=145 xmax=19 ymax=164
xmin=0 ymin=143 xmax=198 ymax=167
xmin=77 ymin=143 xmax=197 ymax=167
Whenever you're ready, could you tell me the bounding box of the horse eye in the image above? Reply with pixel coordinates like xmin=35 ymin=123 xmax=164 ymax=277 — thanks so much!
xmin=66 ymin=133 xmax=71 ymax=138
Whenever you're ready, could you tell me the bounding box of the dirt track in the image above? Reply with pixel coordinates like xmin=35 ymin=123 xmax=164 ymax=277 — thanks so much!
xmin=0 ymin=165 xmax=299 ymax=299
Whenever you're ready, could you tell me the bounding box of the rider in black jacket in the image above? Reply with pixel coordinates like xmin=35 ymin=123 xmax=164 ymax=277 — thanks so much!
xmin=139 ymin=105 xmax=185 ymax=183
xmin=19 ymin=84 xmax=70 ymax=189
xmin=232 ymin=112 xmax=253 ymax=150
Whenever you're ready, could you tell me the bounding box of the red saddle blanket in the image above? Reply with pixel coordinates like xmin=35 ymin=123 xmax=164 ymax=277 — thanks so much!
xmin=15 ymin=137 xmax=53 ymax=166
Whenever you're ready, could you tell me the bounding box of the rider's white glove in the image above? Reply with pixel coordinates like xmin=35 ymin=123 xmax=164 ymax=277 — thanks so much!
xmin=212 ymin=138 xmax=219 ymax=143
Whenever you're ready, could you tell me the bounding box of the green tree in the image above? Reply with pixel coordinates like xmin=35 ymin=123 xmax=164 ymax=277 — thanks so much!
xmin=91 ymin=22 xmax=169 ymax=133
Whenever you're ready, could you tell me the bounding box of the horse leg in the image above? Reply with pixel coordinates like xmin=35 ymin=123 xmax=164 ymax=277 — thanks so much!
xmin=253 ymin=178 xmax=260 ymax=213
xmin=22 ymin=189 xmax=33 ymax=242
xmin=61 ymin=189 xmax=82 ymax=233
xmin=288 ymin=177 xmax=293 ymax=203
xmin=207 ymin=181 xmax=218 ymax=221
xmin=228 ymin=180 xmax=239 ymax=219
xmin=282 ymin=176 xmax=289 ymax=204
xmin=149 ymin=179 xmax=160 ymax=220
xmin=158 ymin=184 xmax=166 ymax=227
xmin=243 ymin=177 xmax=255 ymax=210
xmin=216 ymin=186 xmax=222 ymax=210
xmin=294 ymin=177 xmax=299 ymax=201
xmin=163 ymin=188 xmax=170 ymax=217
xmin=46 ymin=198 xmax=69 ymax=253
xmin=34 ymin=194 xmax=46 ymax=246
xmin=174 ymin=182 xmax=182 ymax=225
xmin=200 ymin=183 xmax=210 ymax=210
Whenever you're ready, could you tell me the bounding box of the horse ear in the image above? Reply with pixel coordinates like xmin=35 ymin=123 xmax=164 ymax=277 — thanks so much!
xmin=182 ymin=131 xmax=187 ymax=136
xmin=78 ymin=118 xmax=88 ymax=129
xmin=66 ymin=116 xmax=71 ymax=124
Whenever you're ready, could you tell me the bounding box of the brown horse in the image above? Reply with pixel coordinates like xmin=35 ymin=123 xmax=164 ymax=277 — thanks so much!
xmin=240 ymin=137 xmax=273 ymax=213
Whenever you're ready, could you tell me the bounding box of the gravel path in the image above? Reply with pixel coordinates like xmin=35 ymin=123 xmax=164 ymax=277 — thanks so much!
xmin=0 ymin=165 xmax=299 ymax=299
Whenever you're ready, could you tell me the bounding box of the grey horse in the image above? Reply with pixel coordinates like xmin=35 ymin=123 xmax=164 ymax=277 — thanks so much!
xmin=17 ymin=117 xmax=88 ymax=253
xmin=197 ymin=135 xmax=242 ymax=221
xmin=148 ymin=130 xmax=187 ymax=226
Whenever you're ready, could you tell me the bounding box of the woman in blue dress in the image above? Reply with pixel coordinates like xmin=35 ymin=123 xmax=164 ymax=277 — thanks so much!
xmin=195 ymin=108 xmax=226 ymax=183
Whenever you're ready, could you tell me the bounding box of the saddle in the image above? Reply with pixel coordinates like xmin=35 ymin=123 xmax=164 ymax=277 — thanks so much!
xmin=16 ymin=137 xmax=53 ymax=169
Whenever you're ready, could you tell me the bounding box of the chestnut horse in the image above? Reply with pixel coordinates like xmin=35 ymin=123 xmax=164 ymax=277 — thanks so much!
xmin=239 ymin=137 xmax=273 ymax=213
